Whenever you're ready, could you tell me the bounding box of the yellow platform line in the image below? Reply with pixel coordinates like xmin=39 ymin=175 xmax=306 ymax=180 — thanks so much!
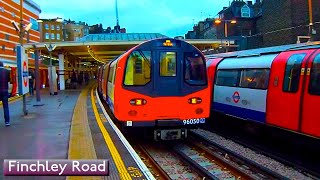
xmin=0 ymin=95 xmax=22 ymax=106
xmin=91 ymin=87 xmax=132 ymax=180
xmin=0 ymin=92 xmax=40 ymax=106
xmin=67 ymin=84 xmax=102 ymax=180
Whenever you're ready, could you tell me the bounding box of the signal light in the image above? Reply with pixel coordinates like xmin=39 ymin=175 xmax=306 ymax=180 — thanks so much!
xmin=188 ymin=97 xmax=202 ymax=104
xmin=130 ymin=98 xmax=147 ymax=106
xmin=163 ymin=40 xmax=173 ymax=46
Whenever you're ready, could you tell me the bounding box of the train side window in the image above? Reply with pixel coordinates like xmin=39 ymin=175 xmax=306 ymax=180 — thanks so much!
xmin=124 ymin=50 xmax=151 ymax=85
xmin=215 ymin=69 xmax=240 ymax=87
xmin=184 ymin=52 xmax=206 ymax=85
xmin=103 ymin=65 xmax=109 ymax=83
xmin=309 ymin=54 xmax=320 ymax=95
xmin=283 ymin=53 xmax=306 ymax=93
xmin=240 ymin=69 xmax=270 ymax=89
xmin=108 ymin=66 xmax=114 ymax=83
xmin=160 ymin=52 xmax=176 ymax=77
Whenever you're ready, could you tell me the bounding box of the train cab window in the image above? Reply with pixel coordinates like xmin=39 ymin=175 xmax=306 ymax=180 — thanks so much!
xmin=309 ymin=54 xmax=320 ymax=95
xmin=184 ymin=52 xmax=206 ymax=85
xmin=215 ymin=70 xmax=240 ymax=87
xmin=283 ymin=53 xmax=306 ymax=93
xmin=124 ymin=50 xmax=151 ymax=85
xmin=160 ymin=52 xmax=176 ymax=77
xmin=240 ymin=69 xmax=270 ymax=89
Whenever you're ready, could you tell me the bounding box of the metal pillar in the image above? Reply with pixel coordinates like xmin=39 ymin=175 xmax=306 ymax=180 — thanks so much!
xmin=34 ymin=49 xmax=44 ymax=106
xmin=58 ymin=53 xmax=65 ymax=90
xmin=48 ymin=45 xmax=54 ymax=95
xmin=19 ymin=0 xmax=27 ymax=115
xmin=308 ymin=0 xmax=314 ymax=41
xmin=77 ymin=60 xmax=81 ymax=74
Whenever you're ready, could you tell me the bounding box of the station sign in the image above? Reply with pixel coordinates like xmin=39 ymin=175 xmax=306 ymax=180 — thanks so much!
xmin=16 ymin=46 xmax=29 ymax=95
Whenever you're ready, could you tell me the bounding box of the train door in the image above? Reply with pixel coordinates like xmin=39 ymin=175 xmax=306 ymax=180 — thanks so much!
xmin=153 ymin=50 xmax=181 ymax=96
xmin=206 ymin=58 xmax=223 ymax=109
xmin=301 ymin=49 xmax=320 ymax=137
xmin=97 ymin=67 xmax=102 ymax=94
xmin=266 ymin=49 xmax=315 ymax=131
xmin=107 ymin=60 xmax=118 ymax=112
xmin=102 ymin=64 xmax=109 ymax=101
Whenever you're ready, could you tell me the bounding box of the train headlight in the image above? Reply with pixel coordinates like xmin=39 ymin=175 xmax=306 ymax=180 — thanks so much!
xmin=188 ymin=97 xmax=202 ymax=104
xmin=130 ymin=98 xmax=147 ymax=106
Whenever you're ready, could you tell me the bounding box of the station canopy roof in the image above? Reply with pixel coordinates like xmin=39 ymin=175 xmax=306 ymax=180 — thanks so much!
xmin=24 ymin=33 xmax=235 ymax=66
xmin=79 ymin=33 xmax=167 ymax=41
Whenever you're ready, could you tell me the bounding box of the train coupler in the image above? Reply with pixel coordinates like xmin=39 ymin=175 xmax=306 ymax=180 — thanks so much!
xmin=154 ymin=128 xmax=187 ymax=141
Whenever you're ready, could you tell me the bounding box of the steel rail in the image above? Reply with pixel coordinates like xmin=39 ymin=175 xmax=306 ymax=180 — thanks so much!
xmin=171 ymin=144 xmax=220 ymax=180
xmin=204 ymin=124 xmax=320 ymax=179
xmin=134 ymin=144 xmax=171 ymax=180
xmin=189 ymin=131 xmax=289 ymax=180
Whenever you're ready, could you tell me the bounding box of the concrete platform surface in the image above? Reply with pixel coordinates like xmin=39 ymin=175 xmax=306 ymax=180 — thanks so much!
xmin=0 ymin=89 xmax=81 ymax=180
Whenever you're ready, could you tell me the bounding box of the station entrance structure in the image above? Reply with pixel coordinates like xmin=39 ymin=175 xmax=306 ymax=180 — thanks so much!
xmin=23 ymin=33 xmax=236 ymax=90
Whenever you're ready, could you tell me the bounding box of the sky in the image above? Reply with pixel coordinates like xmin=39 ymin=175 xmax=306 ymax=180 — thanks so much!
xmin=33 ymin=0 xmax=232 ymax=37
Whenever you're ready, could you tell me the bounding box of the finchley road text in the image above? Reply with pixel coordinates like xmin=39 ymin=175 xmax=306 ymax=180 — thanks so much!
xmin=3 ymin=159 xmax=109 ymax=176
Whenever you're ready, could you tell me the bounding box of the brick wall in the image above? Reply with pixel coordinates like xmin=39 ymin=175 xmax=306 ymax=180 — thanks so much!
xmin=261 ymin=0 xmax=293 ymax=46
xmin=261 ymin=0 xmax=320 ymax=47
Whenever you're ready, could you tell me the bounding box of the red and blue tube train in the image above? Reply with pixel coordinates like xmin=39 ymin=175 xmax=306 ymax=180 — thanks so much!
xmin=206 ymin=42 xmax=320 ymax=139
xmin=97 ymin=38 xmax=210 ymax=140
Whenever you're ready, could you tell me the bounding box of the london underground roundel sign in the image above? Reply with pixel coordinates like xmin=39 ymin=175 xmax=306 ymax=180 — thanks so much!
xmin=232 ymin=91 xmax=240 ymax=103
xmin=23 ymin=61 xmax=28 ymax=87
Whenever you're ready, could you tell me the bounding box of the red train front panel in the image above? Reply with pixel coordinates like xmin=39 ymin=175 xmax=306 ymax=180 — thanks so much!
xmin=109 ymin=39 xmax=210 ymax=128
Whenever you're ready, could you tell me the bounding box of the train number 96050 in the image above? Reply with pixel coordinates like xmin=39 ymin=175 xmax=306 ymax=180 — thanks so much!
xmin=182 ymin=118 xmax=206 ymax=125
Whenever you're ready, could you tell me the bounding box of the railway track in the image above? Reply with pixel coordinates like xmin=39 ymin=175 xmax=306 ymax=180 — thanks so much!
xmin=133 ymin=142 xmax=202 ymax=180
xmin=131 ymin=135 xmax=290 ymax=180
xmin=134 ymin=144 xmax=172 ymax=180
xmin=99 ymin=94 xmax=304 ymax=179
xmin=187 ymin=132 xmax=288 ymax=180
xmin=204 ymin=118 xmax=320 ymax=179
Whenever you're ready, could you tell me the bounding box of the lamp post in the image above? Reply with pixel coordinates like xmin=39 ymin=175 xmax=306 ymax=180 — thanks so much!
xmin=214 ymin=18 xmax=236 ymax=52
xmin=11 ymin=0 xmax=32 ymax=115
xmin=32 ymin=45 xmax=44 ymax=106
xmin=19 ymin=0 xmax=27 ymax=115
xmin=37 ymin=18 xmax=62 ymax=95
xmin=308 ymin=0 xmax=314 ymax=41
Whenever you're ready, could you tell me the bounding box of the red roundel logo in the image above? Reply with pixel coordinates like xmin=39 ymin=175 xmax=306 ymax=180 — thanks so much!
xmin=23 ymin=61 xmax=28 ymax=87
xmin=232 ymin=91 xmax=240 ymax=103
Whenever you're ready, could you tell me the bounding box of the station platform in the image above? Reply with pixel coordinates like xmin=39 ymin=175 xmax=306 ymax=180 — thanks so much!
xmin=0 ymin=82 xmax=153 ymax=180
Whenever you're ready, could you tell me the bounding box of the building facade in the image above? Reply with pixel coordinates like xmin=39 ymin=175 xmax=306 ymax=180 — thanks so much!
xmin=63 ymin=20 xmax=89 ymax=41
xmin=259 ymin=0 xmax=320 ymax=47
xmin=214 ymin=0 xmax=262 ymax=50
xmin=185 ymin=18 xmax=217 ymax=39
xmin=39 ymin=20 xmax=63 ymax=42
xmin=0 ymin=0 xmax=41 ymax=66
xmin=215 ymin=0 xmax=261 ymax=38
xmin=184 ymin=0 xmax=261 ymax=51
xmin=89 ymin=24 xmax=126 ymax=34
